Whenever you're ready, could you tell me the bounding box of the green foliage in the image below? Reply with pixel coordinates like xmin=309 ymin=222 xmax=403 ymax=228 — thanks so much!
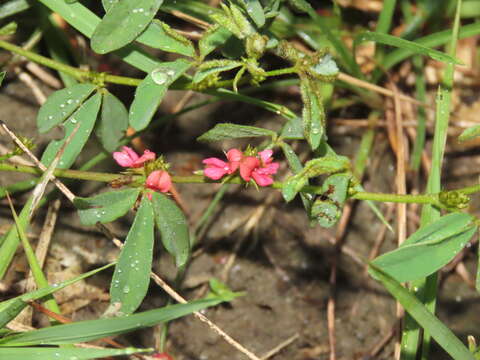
xmin=0 ymin=298 xmax=225 ymax=346
xmin=91 ymin=0 xmax=164 ymax=54
xmin=282 ymin=154 xmax=350 ymax=202
xmin=40 ymin=93 xmax=102 ymax=168
xmin=199 ymin=25 xmax=233 ymax=59
xmin=151 ymin=192 xmax=190 ymax=268
xmin=74 ymin=189 xmax=140 ymax=226
xmin=0 ymin=263 xmax=114 ymax=328
xmin=0 ymin=22 xmax=17 ymax=35
xmin=371 ymin=213 xmax=477 ymax=282
xmin=97 ymin=90 xmax=129 ymax=152
xmin=0 ymin=0 xmax=30 ymax=20
xmin=138 ymin=20 xmax=196 ymax=57
xmin=459 ymin=124 xmax=480 ymax=142
xmin=36 ymin=83 xmax=97 ymax=133
xmin=355 ymin=31 xmax=462 ymax=65
xmin=311 ymin=173 xmax=351 ymax=228
xmin=110 ymin=195 xmax=154 ymax=315
xmin=193 ymin=59 xmax=243 ymax=84
xmin=369 ymin=264 xmax=476 ymax=360
xmin=129 ymin=59 xmax=192 ymax=131
xmin=207 ymin=278 xmax=246 ymax=301
xmin=299 ymin=75 xmax=325 ymax=150
xmin=0 ymin=347 xmax=151 ymax=360
xmin=198 ymin=123 xmax=276 ymax=142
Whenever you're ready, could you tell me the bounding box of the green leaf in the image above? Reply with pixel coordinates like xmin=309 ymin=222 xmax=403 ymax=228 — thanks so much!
xmin=0 ymin=198 xmax=33 ymax=280
xmin=369 ymin=264 xmax=475 ymax=360
xmin=0 ymin=0 xmax=30 ymax=20
xmin=91 ymin=0 xmax=164 ymax=54
xmin=199 ymin=25 xmax=232 ymax=59
xmin=282 ymin=155 xmax=350 ymax=202
xmin=0 ymin=298 xmax=223 ymax=346
xmin=102 ymin=0 xmax=118 ymax=12
xmin=74 ymin=189 xmax=140 ymax=226
xmin=37 ymin=83 xmax=96 ymax=133
xmin=311 ymin=173 xmax=351 ymax=228
xmin=371 ymin=215 xmax=477 ymax=282
xmin=279 ymin=142 xmax=314 ymax=214
xmin=0 ymin=71 xmax=5 ymax=86
xmin=355 ymin=31 xmax=462 ymax=65
xmin=137 ymin=20 xmax=196 ymax=57
xmin=207 ymin=278 xmax=246 ymax=301
xmin=241 ymin=0 xmax=265 ymax=27
xmin=0 ymin=263 xmax=114 ymax=328
xmin=129 ymin=59 xmax=192 ymax=131
xmin=459 ymin=124 xmax=480 ymax=143
xmin=198 ymin=123 xmax=276 ymax=142
xmin=97 ymin=91 xmax=128 ymax=152
xmin=0 ymin=22 xmax=17 ymax=35
xmin=0 ymin=347 xmax=151 ymax=360
xmin=402 ymin=212 xmax=475 ymax=247
xmin=300 ymin=76 xmax=325 ymax=150
xmin=151 ymin=192 xmax=190 ymax=268
xmin=110 ymin=195 xmax=154 ymax=315
xmin=193 ymin=59 xmax=243 ymax=83
xmin=40 ymin=92 xmax=102 ymax=169
xmin=206 ymin=88 xmax=297 ymax=120
xmin=280 ymin=117 xmax=304 ymax=140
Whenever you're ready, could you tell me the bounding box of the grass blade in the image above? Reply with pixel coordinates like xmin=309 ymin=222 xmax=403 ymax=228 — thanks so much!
xmin=0 ymin=298 xmax=224 ymax=346
xmin=369 ymin=264 xmax=475 ymax=360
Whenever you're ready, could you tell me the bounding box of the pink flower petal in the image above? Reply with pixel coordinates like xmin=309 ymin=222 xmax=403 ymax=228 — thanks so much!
xmin=113 ymin=151 xmax=135 ymax=167
xmin=239 ymin=156 xmax=259 ymax=182
xmin=122 ymin=146 xmax=139 ymax=161
xmin=260 ymin=162 xmax=279 ymax=175
xmin=252 ymin=171 xmax=273 ymax=186
xmin=146 ymin=170 xmax=172 ymax=193
xmin=203 ymin=157 xmax=228 ymax=168
xmin=227 ymin=149 xmax=243 ymax=162
xmin=258 ymin=149 xmax=273 ymax=164
xmin=132 ymin=150 xmax=155 ymax=167
xmin=204 ymin=166 xmax=228 ymax=180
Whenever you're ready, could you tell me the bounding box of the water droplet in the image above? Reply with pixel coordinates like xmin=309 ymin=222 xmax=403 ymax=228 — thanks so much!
xmin=151 ymin=68 xmax=169 ymax=85
xmin=60 ymin=103 xmax=65 ymax=108
xmin=71 ymin=118 xmax=77 ymax=124
xmin=67 ymin=99 xmax=74 ymax=104
xmin=48 ymin=115 xmax=53 ymax=120
xmin=123 ymin=285 xmax=130 ymax=294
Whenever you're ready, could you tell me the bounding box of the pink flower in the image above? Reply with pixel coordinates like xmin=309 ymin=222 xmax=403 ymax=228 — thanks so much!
xmin=251 ymin=150 xmax=279 ymax=186
xmin=202 ymin=148 xmax=279 ymax=186
xmin=238 ymin=156 xmax=260 ymax=182
xmin=146 ymin=170 xmax=172 ymax=193
xmin=202 ymin=148 xmax=244 ymax=180
xmin=113 ymin=146 xmax=155 ymax=168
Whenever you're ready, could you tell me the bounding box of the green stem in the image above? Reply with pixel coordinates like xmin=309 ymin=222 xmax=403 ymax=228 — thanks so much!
xmin=0 ymin=162 xmax=471 ymax=207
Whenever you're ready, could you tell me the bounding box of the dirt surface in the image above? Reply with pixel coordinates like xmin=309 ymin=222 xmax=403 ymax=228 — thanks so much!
xmin=1 ymin=77 xmax=480 ymax=360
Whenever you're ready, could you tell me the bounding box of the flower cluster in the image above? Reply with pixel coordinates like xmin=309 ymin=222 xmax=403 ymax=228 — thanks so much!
xmin=113 ymin=146 xmax=172 ymax=194
xmin=203 ymin=148 xmax=279 ymax=186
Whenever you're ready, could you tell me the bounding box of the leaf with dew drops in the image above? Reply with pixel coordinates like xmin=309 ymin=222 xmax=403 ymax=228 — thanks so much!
xmin=74 ymin=189 xmax=140 ymax=226
xmin=110 ymin=195 xmax=154 ymax=315
xmin=129 ymin=59 xmax=192 ymax=131
xmin=37 ymin=83 xmax=96 ymax=133
xmin=91 ymin=0 xmax=164 ymax=54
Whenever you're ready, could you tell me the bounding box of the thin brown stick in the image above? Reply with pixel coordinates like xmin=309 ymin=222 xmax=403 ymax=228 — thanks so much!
xmin=14 ymin=67 xmax=47 ymax=105
xmin=170 ymin=10 xmax=210 ymax=29
xmin=260 ymin=333 xmax=299 ymax=360
xmin=338 ymin=72 xmax=427 ymax=108
xmin=25 ymin=62 xmax=62 ymax=89
xmin=18 ymin=199 xmax=61 ymax=325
